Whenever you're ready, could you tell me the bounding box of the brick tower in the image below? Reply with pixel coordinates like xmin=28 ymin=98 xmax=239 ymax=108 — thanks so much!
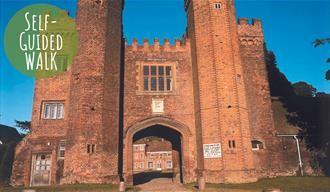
xmin=186 ymin=0 xmax=256 ymax=183
xmin=11 ymin=0 xmax=301 ymax=187
xmin=62 ymin=0 xmax=123 ymax=183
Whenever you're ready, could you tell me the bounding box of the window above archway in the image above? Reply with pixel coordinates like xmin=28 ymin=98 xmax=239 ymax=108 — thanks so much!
xmin=136 ymin=61 xmax=177 ymax=95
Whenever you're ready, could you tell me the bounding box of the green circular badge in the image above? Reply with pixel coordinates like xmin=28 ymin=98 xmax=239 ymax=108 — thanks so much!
xmin=4 ymin=4 xmax=79 ymax=78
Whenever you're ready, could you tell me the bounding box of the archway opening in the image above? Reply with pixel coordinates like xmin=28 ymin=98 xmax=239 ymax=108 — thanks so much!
xmin=132 ymin=125 xmax=183 ymax=185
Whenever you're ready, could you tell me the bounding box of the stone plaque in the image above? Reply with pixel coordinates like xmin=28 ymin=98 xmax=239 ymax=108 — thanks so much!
xmin=203 ymin=143 xmax=222 ymax=158
xmin=152 ymin=98 xmax=164 ymax=114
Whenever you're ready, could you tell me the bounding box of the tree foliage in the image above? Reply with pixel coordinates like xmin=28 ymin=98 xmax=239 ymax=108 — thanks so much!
xmin=293 ymin=81 xmax=317 ymax=97
xmin=14 ymin=120 xmax=31 ymax=133
xmin=313 ymin=38 xmax=330 ymax=80
xmin=265 ymin=50 xmax=295 ymax=98
xmin=313 ymin=38 xmax=330 ymax=47
xmin=265 ymin=50 xmax=330 ymax=175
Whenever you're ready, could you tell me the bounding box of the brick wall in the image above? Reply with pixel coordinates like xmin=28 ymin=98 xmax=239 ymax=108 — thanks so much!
xmin=123 ymin=38 xmax=197 ymax=183
xmin=187 ymin=0 xmax=256 ymax=183
xmin=10 ymin=0 xmax=310 ymax=187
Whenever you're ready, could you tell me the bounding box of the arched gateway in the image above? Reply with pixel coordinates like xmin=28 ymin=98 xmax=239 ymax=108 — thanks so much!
xmin=10 ymin=0 xmax=293 ymax=187
xmin=123 ymin=117 xmax=192 ymax=184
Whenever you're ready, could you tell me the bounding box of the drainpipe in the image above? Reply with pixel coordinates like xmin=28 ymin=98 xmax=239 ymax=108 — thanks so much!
xmin=277 ymin=134 xmax=304 ymax=176
xmin=293 ymin=135 xmax=303 ymax=176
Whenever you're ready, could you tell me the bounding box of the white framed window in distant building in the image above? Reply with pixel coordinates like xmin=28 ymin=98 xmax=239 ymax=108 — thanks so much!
xmin=134 ymin=153 xmax=139 ymax=160
xmin=156 ymin=161 xmax=162 ymax=170
xmin=166 ymin=160 xmax=172 ymax=169
xmin=148 ymin=161 xmax=153 ymax=169
xmin=42 ymin=101 xmax=64 ymax=119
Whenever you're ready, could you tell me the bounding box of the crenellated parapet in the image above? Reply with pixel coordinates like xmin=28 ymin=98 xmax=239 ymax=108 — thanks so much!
xmin=237 ymin=18 xmax=264 ymax=46
xmin=125 ymin=38 xmax=190 ymax=52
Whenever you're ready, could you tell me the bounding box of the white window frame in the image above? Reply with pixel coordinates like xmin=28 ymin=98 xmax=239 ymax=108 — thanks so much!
xmin=43 ymin=102 xmax=64 ymax=119
xmin=148 ymin=161 xmax=153 ymax=169
xmin=134 ymin=153 xmax=139 ymax=160
xmin=166 ymin=160 xmax=172 ymax=169
xmin=157 ymin=161 xmax=161 ymax=169
xmin=214 ymin=3 xmax=221 ymax=9
xmin=58 ymin=140 xmax=66 ymax=159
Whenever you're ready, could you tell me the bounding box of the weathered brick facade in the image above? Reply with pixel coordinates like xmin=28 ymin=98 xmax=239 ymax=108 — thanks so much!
xmin=11 ymin=0 xmax=306 ymax=187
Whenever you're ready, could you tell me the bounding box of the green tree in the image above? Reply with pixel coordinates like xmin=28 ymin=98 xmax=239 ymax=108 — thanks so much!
xmin=293 ymin=81 xmax=317 ymax=97
xmin=313 ymin=38 xmax=330 ymax=80
xmin=14 ymin=120 xmax=31 ymax=133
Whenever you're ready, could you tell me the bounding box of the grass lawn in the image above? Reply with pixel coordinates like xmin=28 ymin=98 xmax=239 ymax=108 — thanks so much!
xmin=187 ymin=177 xmax=330 ymax=192
xmin=0 ymin=183 xmax=140 ymax=192
xmin=1 ymin=177 xmax=329 ymax=192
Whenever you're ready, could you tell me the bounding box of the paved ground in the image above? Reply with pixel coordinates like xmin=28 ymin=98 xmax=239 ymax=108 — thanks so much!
xmin=135 ymin=178 xmax=261 ymax=192
xmin=136 ymin=178 xmax=191 ymax=192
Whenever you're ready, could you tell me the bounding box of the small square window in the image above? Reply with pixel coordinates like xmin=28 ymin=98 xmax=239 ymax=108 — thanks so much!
xmin=228 ymin=140 xmax=236 ymax=149
xmin=58 ymin=140 xmax=66 ymax=159
xmin=87 ymin=144 xmax=96 ymax=154
xmin=214 ymin=3 xmax=221 ymax=9
xmin=252 ymin=140 xmax=264 ymax=151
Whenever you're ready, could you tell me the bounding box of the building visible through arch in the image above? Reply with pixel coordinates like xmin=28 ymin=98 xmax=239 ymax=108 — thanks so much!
xmin=11 ymin=0 xmax=305 ymax=187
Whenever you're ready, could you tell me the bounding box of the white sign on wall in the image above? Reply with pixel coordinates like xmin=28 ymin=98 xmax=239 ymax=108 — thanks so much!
xmin=203 ymin=143 xmax=222 ymax=158
xmin=152 ymin=98 xmax=164 ymax=114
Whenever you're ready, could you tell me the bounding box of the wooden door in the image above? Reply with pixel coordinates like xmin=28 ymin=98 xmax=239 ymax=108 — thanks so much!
xmin=31 ymin=154 xmax=51 ymax=186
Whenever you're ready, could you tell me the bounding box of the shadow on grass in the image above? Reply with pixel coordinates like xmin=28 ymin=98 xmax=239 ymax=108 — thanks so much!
xmin=0 ymin=183 xmax=120 ymax=192
xmin=0 ymin=183 xmax=142 ymax=192
xmin=217 ymin=177 xmax=330 ymax=192
xmin=185 ymin=177 xmax=330 ymax=192
xmin=133 ymin=171 xmax=173 ymax=185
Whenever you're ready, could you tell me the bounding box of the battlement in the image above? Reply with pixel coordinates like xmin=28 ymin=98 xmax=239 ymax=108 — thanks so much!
xmin=125 ymin=38 xmax=190 ymax=52
xmin=238 ymin=18 xmax=261 ymax=27
xmin=237 ymin=18 xmax=264 ymax=38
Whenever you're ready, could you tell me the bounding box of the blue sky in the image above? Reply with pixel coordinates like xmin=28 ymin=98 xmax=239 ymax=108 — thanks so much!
xmin=0 ymin=0 xmax=329 ymax=129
